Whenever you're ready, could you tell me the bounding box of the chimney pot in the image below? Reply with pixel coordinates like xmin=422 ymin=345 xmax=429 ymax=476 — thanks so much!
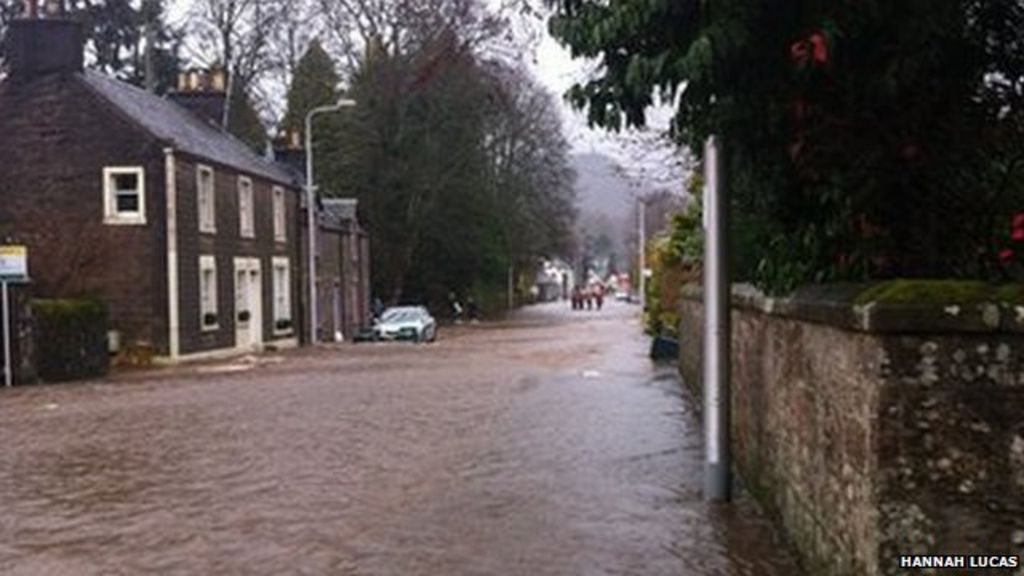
xmin=210 ymin=68 xmax=226 ymax=92
xmin=43 ymin=0 xmax=60 ymax=17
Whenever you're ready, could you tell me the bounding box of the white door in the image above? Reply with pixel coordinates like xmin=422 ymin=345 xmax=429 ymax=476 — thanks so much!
xmin=235 ymin=266 xmax=252 ymax=348
xmin=248 ymin=267 xmax=262 ymax=348
xmin=234 ymin=259 xmax=263 ymax=350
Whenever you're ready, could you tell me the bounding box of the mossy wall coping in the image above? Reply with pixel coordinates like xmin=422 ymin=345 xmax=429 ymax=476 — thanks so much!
xmin=680 ymin=280 xmax=1024 ymax=334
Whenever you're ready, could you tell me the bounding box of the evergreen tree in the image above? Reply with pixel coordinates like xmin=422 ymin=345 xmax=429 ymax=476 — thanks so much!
xmin=81 ymin=0 xmax=182 ymax=93
xmin=281 ymin=40 xmax=339 ymax=133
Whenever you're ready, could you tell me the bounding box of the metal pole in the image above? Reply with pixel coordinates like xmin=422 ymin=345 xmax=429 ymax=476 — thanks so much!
xmin=2 ymin=281 xmax=11 ymax=387
xmin=703 ymin=135 xmax=731 ymax=501
xmin=304 ymin=100 xmax=357 ymax=347
xmin=638 ymin=198 xmax=646 ymax=308
xmin=304 ymin=112 xmax=318 ymax=346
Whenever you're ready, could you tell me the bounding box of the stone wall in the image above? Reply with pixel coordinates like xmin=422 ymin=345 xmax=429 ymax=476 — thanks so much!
xmin=679 ymin=284 xmax=1024 ymax=576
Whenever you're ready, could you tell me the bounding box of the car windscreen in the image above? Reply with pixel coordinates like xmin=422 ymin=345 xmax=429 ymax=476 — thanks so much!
xmin=381 ymin=309 xmax=421 ymax=323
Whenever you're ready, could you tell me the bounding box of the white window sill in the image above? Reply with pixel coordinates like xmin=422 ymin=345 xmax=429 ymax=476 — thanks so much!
xmin=273 ymin=323 xmax=293 ymax=337
xmin=200 ymin=228 xmax=217 ymax=235
xmin=241 ymin=232 xmax=255 ymax=239
xmin=104 ymin=215 xmax=147 ymax=226
xmin=201 ymin=323 xmax=220 ymax=332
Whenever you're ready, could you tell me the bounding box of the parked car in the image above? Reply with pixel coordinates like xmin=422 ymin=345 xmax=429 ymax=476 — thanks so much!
xmin=374 ymin=306 xmax=437 ymax=342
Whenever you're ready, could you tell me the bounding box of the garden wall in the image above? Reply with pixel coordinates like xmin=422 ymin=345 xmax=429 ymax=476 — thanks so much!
xmin=679 ymin=283 xmax=1024 ymax=576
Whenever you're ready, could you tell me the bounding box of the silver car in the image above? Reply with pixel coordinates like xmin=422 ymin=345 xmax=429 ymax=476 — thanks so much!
xmin=374 ymin=306 xmax=437 ymax=342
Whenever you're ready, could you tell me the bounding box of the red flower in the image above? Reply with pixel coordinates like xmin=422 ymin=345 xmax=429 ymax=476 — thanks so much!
xmin=1013 ymin=212 xmax=1024 ymax=232
xmin=809 ymin=33 xmax=828 ymax=64
xmin=1012 ymin=228 xmax=1024 ymax=242
xmin=1000 ymin=248 xmax=1015 ymax=262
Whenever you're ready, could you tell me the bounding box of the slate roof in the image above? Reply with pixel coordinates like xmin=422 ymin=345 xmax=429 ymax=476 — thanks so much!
xmin=79 ymin=70 xmax=296 ymax=186
xmin=321 ymin=198 xmax=358 ymax=228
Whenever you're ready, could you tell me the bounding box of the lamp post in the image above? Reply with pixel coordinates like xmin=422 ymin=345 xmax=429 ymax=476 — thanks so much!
xmin=637 ymin=195 xmax=647 ymax=310
xmin=703 ymin=134 xmax=731 ymax=502
xmin=305 ymin=99 xmax=355 ymax=346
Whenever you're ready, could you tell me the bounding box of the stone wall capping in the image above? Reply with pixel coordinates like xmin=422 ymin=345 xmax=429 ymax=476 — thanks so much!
xmin=681 ymin=281 xmax=1024 ymax=335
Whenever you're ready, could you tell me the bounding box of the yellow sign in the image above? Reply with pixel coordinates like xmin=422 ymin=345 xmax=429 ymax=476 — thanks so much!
xmin=0 ymin=245 xmax=28 ymax=279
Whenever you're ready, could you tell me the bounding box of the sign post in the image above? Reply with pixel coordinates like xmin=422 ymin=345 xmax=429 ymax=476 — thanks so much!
xmin=0 ymin=245 xmax=29 ymax=388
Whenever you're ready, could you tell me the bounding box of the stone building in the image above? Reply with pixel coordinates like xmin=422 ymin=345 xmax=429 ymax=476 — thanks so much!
xmin=316 ymin=199 xmax=371 ymax=342
xmin=0 ymin=17 xmax=303 ymax=361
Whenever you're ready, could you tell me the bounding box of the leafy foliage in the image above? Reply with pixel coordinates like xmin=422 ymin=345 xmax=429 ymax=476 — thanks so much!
xmin=550 ymin=0 xmax=1024 ymax=293
xmin=311 ymin=26 xmax=576 ymax=308
xmin=645 ymin=191 xmax=701 ymax=336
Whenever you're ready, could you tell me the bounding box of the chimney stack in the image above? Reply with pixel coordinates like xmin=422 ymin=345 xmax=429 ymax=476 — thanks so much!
xmin=272 ymin=129 xmax=306 ymax=173
xmin=167 ymin=67 xmax=230 ymax=126
xmin=5 ymin=17 xmax=84 ymax=79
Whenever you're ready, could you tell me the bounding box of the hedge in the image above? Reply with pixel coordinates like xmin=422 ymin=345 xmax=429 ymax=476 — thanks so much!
xmin=32 ymin=298 xmax=109 ymax=382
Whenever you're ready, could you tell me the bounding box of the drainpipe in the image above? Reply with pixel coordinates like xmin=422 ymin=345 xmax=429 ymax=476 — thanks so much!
xmin=164 ymin=148 xmax=180 ymax=360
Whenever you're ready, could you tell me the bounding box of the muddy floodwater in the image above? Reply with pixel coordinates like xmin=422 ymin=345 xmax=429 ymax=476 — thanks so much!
xmin=0 ymin=302 xmax=800 ymax=575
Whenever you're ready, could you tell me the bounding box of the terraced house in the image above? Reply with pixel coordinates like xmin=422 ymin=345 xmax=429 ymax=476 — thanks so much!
xmin=0 ymin=16 xmax=303 ymax=361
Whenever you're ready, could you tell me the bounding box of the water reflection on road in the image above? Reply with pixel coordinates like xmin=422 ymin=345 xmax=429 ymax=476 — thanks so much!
xmin=0 ymin=302 xmax=799 ymax=575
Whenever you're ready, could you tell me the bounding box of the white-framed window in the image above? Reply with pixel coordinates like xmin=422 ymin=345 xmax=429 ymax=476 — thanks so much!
xmin=273 ymin=187 xmax=286 ymax=242
xmin=102 ymin=166 xmax=146 ymax=225
xmin=197 ymin=165 xmax=216 ymax=233
xmin=238 ymin=176 xmax=254 ymax=238
xmin=199 ymin=255 xmax=219 ymax=331
xmin=272 ymin=256 xmax=292 ymax=334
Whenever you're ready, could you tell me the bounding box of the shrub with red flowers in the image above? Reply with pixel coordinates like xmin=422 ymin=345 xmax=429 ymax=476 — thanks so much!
xmin=551 ymin=0 xmax=1024 ymax=293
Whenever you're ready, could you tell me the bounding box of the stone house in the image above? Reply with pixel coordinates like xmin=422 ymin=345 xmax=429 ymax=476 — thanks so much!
xmin=317 ymin=198 xmax=371 ymax=341
xmin=0 ymin=17 xmax=303 ymax=361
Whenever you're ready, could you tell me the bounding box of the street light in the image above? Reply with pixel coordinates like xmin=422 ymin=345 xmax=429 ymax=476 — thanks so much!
xmin=637 ymin=194 xmax=648 ymax=310
xmin=305 ymin=98 xmax=356 ymax=346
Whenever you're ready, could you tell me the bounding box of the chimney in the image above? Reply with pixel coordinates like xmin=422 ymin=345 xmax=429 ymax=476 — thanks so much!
xmin=167 ymin=68 xmax=228 ymax=126
xmin=5 ymin=17 xmax=84 ymax=79
xmin=272 ymin=129 xmax=306 ymax=174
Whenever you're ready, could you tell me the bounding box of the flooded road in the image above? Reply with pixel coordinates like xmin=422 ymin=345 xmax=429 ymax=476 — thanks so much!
xmin=0 ymin=302 xmax=799 ymax=575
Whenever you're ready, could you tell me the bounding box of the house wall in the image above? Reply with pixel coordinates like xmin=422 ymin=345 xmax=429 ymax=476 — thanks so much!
xmin=679 ymin=285 xmax=1024 ymax=576
xmin=0 ymin=74 xmax=167 ymax=353
xmin=317 ymin=226 xmax=344 ymax=342
xmin=171 ymin=154 xmax=301 ymax=355
xmin=308 ymin=222 xmax=372 ymax=343
xmin=342 ymin=228 xmax=372 ymax=335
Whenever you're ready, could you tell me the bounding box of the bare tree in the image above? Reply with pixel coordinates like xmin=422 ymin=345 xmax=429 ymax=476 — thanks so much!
xmin=186 ymin=0 xmax=288 ymax=126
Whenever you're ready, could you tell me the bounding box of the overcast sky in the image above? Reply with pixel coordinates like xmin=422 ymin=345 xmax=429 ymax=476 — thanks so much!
xmin=527 ymin=26 xmax=689 ymax=192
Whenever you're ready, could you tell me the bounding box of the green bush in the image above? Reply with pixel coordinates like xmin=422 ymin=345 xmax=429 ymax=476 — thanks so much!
xmin=551 ymin=1 xmax=1024 ymax=293
xmin=32 ymin=298 xmax=109 ymax=382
